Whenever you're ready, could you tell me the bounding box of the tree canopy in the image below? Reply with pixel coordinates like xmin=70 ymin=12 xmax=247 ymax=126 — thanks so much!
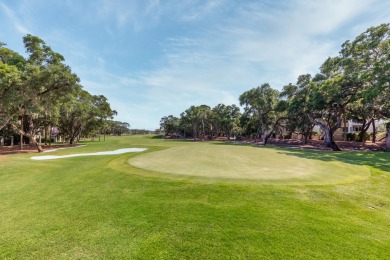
xmin=160 ymin=24 xmax=390 ymax=151
xmin=0 ymin=35 xmax=125 ymax=151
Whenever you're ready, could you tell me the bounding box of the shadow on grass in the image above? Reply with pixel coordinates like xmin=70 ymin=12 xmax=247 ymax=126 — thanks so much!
xmin=147 ymin=135 xmax=197 ymax=143
xmin=276 ymin=148 xmax=390 ymax=173
xmin=211 ymin=141 xmax=257 ymax=148
xmin=212 ymin=141 xmax=390 ymax=173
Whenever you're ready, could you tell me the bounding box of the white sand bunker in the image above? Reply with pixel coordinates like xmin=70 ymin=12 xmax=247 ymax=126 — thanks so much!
xmin=31 ymin=148 xmax=147 ymax=160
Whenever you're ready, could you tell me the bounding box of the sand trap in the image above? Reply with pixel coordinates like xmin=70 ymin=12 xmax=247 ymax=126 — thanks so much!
xmin=31 ymin=148 xmax=147 ymax=160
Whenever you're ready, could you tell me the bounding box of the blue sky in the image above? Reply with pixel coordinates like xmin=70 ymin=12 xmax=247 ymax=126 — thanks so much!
xmin=1 ymin=0 xmax=389 ymax=129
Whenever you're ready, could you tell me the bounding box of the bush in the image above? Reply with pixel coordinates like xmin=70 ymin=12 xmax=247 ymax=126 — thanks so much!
xmin=346 ymin=133 xmax=357 ymax=141
xmin=41 ymin=137 xmax=55 ymax=143
xmin=310 ymin=131 xmax=320 ymax=140
xmin=358 ymin=132 xmax=371 ymax=142
xmin=311 ymin=131 xmax=319 ymax=136
xmin=347 ymin=132 xmax=371 ymax=142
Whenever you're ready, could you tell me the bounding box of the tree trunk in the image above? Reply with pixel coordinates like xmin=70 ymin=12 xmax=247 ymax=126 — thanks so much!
xmin=192 ymin=127 xmax=196 ymax=141
xmin=70 ymin=136 xmax=75 ymax=145
xmin=357 ymin=120 xmax=371 ymax=143
xmin=308 ymin=127 xmax=313 ymax=140
xmin=264 ymin=129 xmax=276 ymax=145
xmin=372 ymin=119 xmax=376 ymax=143
xmin=256 ymin=126 xmax=261 ymax=141
xmin=49 ymin=126 xmax=52 ymax=146
xmin=386 ymin=124 xmax=390 ymax=152
xmin=20 ymin=132 xmax=23 ymax=150
xmin=342 ymin=115 xmax=347 ymax=141
xmin=261 ymin=132 xmax=266 ymax=144
xmin=303 ymin=134 xmax=309 ymax=145
xmin=324 ymin=128 xmax=341 ymax=151
xmin=201 ymin=119 xmax=205 ymax=141
xmin=19 ymin=116 xmax=23 ymax=150
xmin=44 ymin=126 xmax=48 ymax=145
xmin=309 ymin=114 xmax=342 ymax=151
xmin=262 ymin=117 xmax=285 ymax=146
xmin=263 ymin=133 xmax=270 ymax=145
xmin=22 ymin=131 xmax=43 ymax=152
xmin=30 ymin=136 xmax=44 ymax=152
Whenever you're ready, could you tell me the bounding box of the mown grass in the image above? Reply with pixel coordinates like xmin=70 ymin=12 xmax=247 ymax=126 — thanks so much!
xmin=0 ymin=135 xmax=389 ymax=259
xmin=127 ymin=142 xmax=370 ymax=184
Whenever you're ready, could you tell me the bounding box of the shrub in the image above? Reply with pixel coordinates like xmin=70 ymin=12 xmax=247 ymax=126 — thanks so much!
xmin=346 ymin=133 xmax=356 ymax=141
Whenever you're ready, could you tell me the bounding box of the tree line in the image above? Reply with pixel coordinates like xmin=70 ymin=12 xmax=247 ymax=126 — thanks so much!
xmin=160 ymin=24 xmax=390 ymax=151
xmin=0 ymin=35 xmax=130 ymax=152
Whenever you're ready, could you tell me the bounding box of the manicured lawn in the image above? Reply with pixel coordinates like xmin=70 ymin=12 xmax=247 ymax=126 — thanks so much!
xmin=0 ymin=135 xmax=389 ymax=259
xmin=128 ymin=142 xmax=370 ymax=184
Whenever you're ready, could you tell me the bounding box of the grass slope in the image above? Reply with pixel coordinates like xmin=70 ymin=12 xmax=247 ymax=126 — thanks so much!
xmin=0 ymin=135 xmax=389 ymax=259
xmin=128 ymin=142 xmax=370 ymax=184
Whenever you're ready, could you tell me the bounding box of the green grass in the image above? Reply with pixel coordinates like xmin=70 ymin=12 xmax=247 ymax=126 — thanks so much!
xmin=128 ymin=142 xmax=370 ymax=184
xmin=0 ymin=135 xmax=390 ymax=259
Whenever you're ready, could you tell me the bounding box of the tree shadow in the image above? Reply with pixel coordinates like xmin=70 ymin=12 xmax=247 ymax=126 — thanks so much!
xmin=275 ymin=148 xmax=390 ymax=173
xmin=211 ymin=141 xmax=390 ymax=173
xmin=169 ymin=139 xmax=199 ymax=143
xmin=150 ymin=136 xmax=195 ymax=143
xmin=211 ymin=141 xmax=256 ymax=148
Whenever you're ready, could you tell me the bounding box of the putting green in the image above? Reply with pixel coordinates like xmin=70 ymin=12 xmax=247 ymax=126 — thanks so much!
xmin=128 ymin=143 xmax=370 ymax=185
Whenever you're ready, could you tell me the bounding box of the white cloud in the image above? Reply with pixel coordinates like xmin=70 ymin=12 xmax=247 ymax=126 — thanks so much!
xmin=180 ymin=0 xmax=227 ymax=21
xmin=108 ymin=0 xmax=388 ymax=129
xmin=4 ymin=0 xmax=387 ymax=130
xmin=49 ymin=0 xmax=390 ymax=129
xmin=0 ymin=2 xmax=30 ymax=34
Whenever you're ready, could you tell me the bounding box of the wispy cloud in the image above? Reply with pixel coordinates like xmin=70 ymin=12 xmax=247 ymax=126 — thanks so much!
xmin=2 ymin=0 xmax=388 ymax=129
xmin=0 ymin=2 xmax=29 ymax=34
xmin=180 ymin=0 xmax=227 ymax=21
xmin=106 ymin=0 xmax=388 ymax=128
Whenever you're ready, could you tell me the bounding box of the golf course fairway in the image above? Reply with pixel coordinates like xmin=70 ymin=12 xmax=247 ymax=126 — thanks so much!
xmin=1 ymin=135 xmax=389 ymax=259
xmin=128 ymin=142 xmax=370 ymax=184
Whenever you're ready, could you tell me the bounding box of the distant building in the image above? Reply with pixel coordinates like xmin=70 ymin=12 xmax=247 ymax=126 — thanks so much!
xmin=292 ymin=120 xmax=387 ymax=141
xmin=332 ymin=119 xmax=386 ymax=141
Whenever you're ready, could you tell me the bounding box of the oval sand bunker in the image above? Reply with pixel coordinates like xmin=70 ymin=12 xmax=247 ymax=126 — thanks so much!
xmin=31 ymin=148 xmax=147 ymax=160
xmin=128 ymin=144 xmax=370 ymax=184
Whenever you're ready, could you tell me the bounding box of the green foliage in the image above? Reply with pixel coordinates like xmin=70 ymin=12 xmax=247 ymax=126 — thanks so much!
xmin=281 ymin=74 xmax=315 ymax=141
xmin=58 ymin=90 xmax=116 ymax=143
xmin=211 ymin=104 xmax=241 ymax=138
xmin=0 ymin=34 xmax=117 ymax=149
xmin=346 ymin=133 xmax=357 ymax=141
xmin=160 ymin=115 xmax=180 ymax=134
xmin=107 ymin=120 xmax=131 ymax=135
xmin=239 ymin=83 xmax=280 ymax=138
